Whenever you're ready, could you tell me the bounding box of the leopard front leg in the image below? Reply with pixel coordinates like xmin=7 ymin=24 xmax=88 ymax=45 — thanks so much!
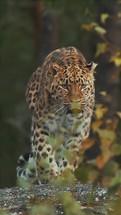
xmin=56 ymin=136 xmax=83 ymax=175
xmin=56 ymin=115 xmax=91 ymax=175
xmin=32 ymin=120 xmax=59 ymax=183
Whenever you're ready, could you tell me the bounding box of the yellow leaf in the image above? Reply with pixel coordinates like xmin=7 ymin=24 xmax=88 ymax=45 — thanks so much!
xmin=91 ymin=120 xmax=103 ymax=132
xmin=114 ymin=58 xmax=121 ymax=67
xmin=82 ymin=22 xmax=106 ymax=35
xmin=95 ymin=104 xmax=108 ymax=119
xmin=97 ymin=128 xmax=116 ymax=146
xmin=100 ymin=91 xmax=111 ymax=102
xmin=95 ymin=42 xmax=107 ymax=57
xmin=100 ymin=91 xmax=107 ymax=96
xmin=94 ymin=25 xmax=106 ymax=35
xmin=100 ymin=13 xmax=109 ymax=23
xmin=82 ymin=22 xmax=97 ymax=31
xmin=110 ymin=52 xmax=121 ymax=67
xmin=117 ymin=112 xmax=121 ymax=118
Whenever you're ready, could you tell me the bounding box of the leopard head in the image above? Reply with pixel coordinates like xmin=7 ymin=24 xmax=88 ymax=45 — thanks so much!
xmin=26 ymin=47 xmax=97 ymax=118
xmin=43 ymin=47 xmax=97 ymax=114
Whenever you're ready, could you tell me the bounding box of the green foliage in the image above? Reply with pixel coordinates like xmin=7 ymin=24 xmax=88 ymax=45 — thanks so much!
xmin=53 ymin=169 xmax=76 ymax=186
xmin=108 ymin=198 xmax=121 ymax=215
xmin=59 ymin=192 xmax=85 ymax=215
xmin=0 ymin=211 xmax=9 ymax=215
xmin=75 ymin=166 xmax=89 ymax=183
xmin=30 ymin=204 xmax=55 ymax=215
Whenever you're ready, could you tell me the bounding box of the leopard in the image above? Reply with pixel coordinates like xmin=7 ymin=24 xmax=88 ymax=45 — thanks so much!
xmin=17 ymin=46 xmax=97 ymax=184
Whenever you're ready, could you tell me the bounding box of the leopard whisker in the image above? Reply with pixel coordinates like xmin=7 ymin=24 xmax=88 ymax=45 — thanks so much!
xmin=84 ymin=105 xmax=92 ymax=113
xmin=53 ymin=106 xmax=65 ymax=116
xmin=64 ymin=102 xmax=70 ymax=105
xmin=50 ymin=103 xmax=62 ymax=112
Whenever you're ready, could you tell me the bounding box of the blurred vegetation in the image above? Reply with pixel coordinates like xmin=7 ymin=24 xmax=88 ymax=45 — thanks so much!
xmin=0 ymin=0 xmax=121 ymax=214
xmin=0 ymin=0 xmax=121 ymax=209
xmin=0 ymin=0 xmax=34 ymax=187
xmin=78 ymin=0 xmax=121 ymax=193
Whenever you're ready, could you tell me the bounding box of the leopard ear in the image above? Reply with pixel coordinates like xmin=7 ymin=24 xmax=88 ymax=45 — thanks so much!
xmin=86 ymin=61 xmax=98 ymax=71
xmin=51 ymin=63 xmax=63 ymax=76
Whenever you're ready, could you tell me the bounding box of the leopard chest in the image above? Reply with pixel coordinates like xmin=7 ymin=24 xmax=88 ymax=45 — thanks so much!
xmin=41 ymin=112 xmax=91 ymax=141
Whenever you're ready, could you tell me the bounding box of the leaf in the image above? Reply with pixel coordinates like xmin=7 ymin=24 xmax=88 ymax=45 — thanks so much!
xmin=59 ymin=192 xmax=84 ymax=215
xmin=82 ymin=22 xmax=106 ymax=35
xmin=97 ymin=128 xmax=116 ymax=146
xmin=96 ymin=128 xmax=115 ymax=169
xmin=75 ymin=167 xmax=88 ymax=183
xmin=88 ymin=169 xmax=99 ymax=183
xmin=110 ymin=52 xmax=121 ymax=67
xmin=100 ymin=91 xmax=108 ymax=96
xmin=113 ymin=58 xmax=121 ymax=67
xmin=96 ymin=152 xmax=112 ymax=169
xmin=94 ymin=25 xmax=106 ymax=35
xmin=81 ymin=138 xmax=95 ymax=151
xmin=111 ymin=144 xmax=121 ymax=155
xmin=106 ymin=118 xmax=118 ymax=131
xmin=104 ymin=161 xmax=119 ymax=176
xmin=30 ymin=205 xmax=54 ymax=215
xmin=117 ymin=111 xmax=121 ymax=118
xmin=95 ymin=42 xmax=108 ymax=57
xmin=102 ymin=176 xmax=112 ymax=186
xmin=100 ymin=13 xmax=109 ymax=23
xmin=91 ymin=120 xmax=103 ymax=132
xmin=82 ymin=22 xmax=97 ymax=31
xmin=110 ymin=170 xmax=121 ymax=186
xmin=95 ymin=104 xmax=108 ymax=119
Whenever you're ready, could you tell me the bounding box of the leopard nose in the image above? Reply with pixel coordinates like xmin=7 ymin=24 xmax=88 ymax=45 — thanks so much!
xmin=71 ymin=99 xmax=81 ymax=104
xmin=70 ymin=99 xmax=81 ymax=110
xmin=73 ymin=99 xmax=81 ymax=103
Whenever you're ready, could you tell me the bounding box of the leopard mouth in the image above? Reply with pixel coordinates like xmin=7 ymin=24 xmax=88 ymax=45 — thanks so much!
xmin=65 ymin=103 xmax=83 ymax=115
xmin=66 ymin=107 xmax=73 ymax=114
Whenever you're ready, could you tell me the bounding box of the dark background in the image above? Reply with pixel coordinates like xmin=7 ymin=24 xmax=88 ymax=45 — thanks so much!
xmin=0 ymin=0 xmax=121 ymax=188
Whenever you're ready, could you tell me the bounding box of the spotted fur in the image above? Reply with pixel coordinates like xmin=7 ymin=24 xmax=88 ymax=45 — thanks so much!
xmin=17 ymin=47 xmax=97 ymax=184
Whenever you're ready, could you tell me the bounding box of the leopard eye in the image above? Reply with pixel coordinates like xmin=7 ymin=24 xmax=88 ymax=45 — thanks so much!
xmin=86 ymin=62 xmax=93 ymax=69
xmin=86 ymin=61 xmax=98 ymax=71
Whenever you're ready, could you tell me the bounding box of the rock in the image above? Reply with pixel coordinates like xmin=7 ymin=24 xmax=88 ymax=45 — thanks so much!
xmin=0 ymin=181 xmax=108 ymax=215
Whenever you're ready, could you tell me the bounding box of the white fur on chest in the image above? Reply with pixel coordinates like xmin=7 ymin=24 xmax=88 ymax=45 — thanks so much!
xmin=45 ymin=112 xmax=91 ymax=137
